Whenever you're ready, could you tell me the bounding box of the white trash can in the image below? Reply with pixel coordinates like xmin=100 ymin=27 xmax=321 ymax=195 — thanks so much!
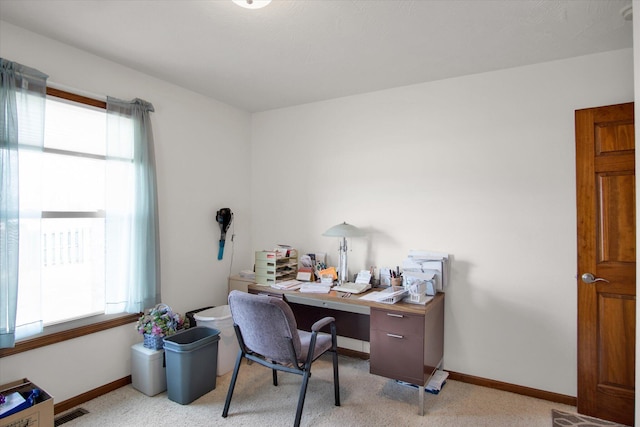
xmin=131 ymin=343 xmax=166 ymax=396
xmin=194 ymin=305 xmax=239 ymax=376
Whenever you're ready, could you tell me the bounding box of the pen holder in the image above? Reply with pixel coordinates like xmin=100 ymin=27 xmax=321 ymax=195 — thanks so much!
xmin=390 ymin=277 xmax=403 ymax=287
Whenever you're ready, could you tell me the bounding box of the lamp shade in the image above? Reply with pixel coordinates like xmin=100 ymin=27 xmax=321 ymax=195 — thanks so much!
xmin=322 ymin=222 xmax=364 ymax=238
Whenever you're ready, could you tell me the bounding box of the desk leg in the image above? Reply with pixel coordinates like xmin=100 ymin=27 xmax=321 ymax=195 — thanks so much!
xmin=420 ymin=359 xmax=444 ymax=415
xmin=419 ymin=382 xmax=425 ymax=416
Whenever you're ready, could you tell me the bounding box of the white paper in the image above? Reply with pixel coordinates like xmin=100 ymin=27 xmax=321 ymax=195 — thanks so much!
xmin=359 ymin=291 xmax=387 ymax=301
xmin=426 ymin=369 xmax=449 ymax=391
xmin=299 ymin=284 xmax=331 ymax=293
xmin=355 ymin=270 xmax=372 ymax=284
xmin=271 ymin=280 xmax=303 ymax=290
xmin=299 ymin=255 xmax=314 ymax=268
xmin=403 ymin=250 xmax=450 ymax=291
xmin=358 ymin=287 xmax=406 ymax=302
xmin=379 ymin=267 xmax=393 ymax=287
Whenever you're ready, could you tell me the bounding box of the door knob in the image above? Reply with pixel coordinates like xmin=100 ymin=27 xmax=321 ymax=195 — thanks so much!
xmin=581 ymin=273 xmax=609 ymax=284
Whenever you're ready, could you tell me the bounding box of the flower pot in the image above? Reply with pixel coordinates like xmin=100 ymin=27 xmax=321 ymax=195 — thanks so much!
xmin=137 ymin=304 xmax=184 ymax=349
xmin=143 ymin=333 xmax=164 ymax=350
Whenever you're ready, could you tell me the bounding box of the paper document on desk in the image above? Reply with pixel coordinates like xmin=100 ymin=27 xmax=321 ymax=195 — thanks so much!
xmin=332 ymin=282 xmax=371 ymax=294
xmin=355 ymin=270 xmax=372 ymax=284
xmin=359 ymin=287 xmax=406 ymax=302
xmin=403 ymin=250 xmax=449 ymax=291
xmin=358 ymin=292 xmax=384 ymax=301
xmin=271 ymin=280 xmax=302 ymax=290
xmin=299 ymin=283 xmax=331 ymax=293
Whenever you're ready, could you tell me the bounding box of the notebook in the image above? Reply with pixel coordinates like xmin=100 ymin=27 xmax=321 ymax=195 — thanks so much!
xmin=332 ymin=282 xmax=371 ymax=294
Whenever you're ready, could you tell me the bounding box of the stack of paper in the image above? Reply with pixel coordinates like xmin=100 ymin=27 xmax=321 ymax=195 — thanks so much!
xmin=271 ymin=280 xmax=302 ymax=290
xmin=402 ymin=250 xmax=449 ymax=294
xmin=425 ymin=369 xmax=449 ymax=394
xmin=359 ymin=286 xmax=406 ymax=303
xmin=275 ymin=244 xmax=297 ymax=258
xmin=239 ymin=270 xmax=255 ymax=279
xmin=355 ymin=270 xmax=372 ymax=284
xmin=299 ymin=283 xmax=331 ymax=293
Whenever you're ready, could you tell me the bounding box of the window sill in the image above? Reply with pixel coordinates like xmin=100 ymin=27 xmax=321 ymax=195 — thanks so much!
xmin=0 ymin=313 xmax=140 ymax=358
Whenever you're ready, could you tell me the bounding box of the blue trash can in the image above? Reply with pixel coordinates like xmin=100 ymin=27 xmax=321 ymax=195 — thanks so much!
xmin=163 ymin=326 xmax=220 ymax=404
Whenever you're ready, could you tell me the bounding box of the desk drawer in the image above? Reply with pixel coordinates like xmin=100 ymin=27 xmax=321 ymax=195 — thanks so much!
xmin=371 ymin=308 xmax=423 ymax=336
xmin=370 ymin=329 xmax=424 ymax=384
xmin=370 ymin=308 xmax=425 ymax=384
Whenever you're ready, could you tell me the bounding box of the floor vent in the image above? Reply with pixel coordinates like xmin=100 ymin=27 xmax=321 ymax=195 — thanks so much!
xmin=54 ymin=408 xmax=89 ymax=426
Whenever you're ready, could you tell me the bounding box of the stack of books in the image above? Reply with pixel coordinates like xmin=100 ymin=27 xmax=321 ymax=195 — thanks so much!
xmin=425 ymin=370 xmax=449 ymax=394
xmin=395 ymin=369 xmax=449 ymax=395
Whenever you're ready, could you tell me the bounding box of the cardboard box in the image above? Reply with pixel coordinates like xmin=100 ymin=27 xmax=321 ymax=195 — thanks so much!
xmin=0 ymin=378 xmax=53 ymax=427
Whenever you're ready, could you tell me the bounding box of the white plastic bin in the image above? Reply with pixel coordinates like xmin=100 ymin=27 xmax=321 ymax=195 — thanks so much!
xmin=194 ymin=305 xmax=239 ymax=376
xmin=131 ymin=343 xmax=167 ymax=396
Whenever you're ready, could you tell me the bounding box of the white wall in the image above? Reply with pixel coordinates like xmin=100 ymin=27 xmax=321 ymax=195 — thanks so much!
xmin=250 ymin=49 xmax=635 ymax=396
xmin=0 ymin=22 xmax=253 ymax=401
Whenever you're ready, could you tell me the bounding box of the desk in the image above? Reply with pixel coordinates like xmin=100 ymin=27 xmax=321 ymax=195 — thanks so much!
xmin=246 ymin=283 xmax=444 ymax=415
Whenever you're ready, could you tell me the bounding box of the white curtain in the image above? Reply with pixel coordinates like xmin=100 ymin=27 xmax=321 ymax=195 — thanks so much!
xmin=105 ymin=97 xmax=160 ymax=314
xmin=0 ymin=58 xmax=47 ymax=347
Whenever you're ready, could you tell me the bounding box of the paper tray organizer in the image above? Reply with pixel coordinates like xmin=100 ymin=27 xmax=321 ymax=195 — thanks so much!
xmin=375 ymin=286 xmax=408 ymax=304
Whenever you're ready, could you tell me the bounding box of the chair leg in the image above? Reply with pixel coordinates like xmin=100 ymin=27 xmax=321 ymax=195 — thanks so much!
xmin=222 ymin=350 xmax=244 ymax=418
xmin=332 ymin=350 xmax=340 ymax=406
xmin=294 ymin=370 xmax=312 ymax=427
xmin=272 ymin=368 xmax=278 ymax=386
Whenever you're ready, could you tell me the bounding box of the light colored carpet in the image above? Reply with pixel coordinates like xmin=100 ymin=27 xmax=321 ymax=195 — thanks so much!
xmin=551 ymin=409 xmax=630 ymax=427
xmin=59 ymin=355 xmax=576 ymax=426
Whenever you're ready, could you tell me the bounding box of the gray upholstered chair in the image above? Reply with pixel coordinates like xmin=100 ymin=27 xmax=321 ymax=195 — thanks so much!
xmin=222 ymin=290 xmax=340 ymax=427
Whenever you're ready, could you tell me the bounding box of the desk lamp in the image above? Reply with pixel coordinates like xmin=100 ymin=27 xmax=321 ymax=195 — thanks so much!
xmin=322 ymin=222 xmax=364 ymax=284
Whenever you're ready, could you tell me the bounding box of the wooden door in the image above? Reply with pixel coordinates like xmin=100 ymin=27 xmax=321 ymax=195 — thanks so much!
xmin=576 ymin=102 xmax=635 ymax=426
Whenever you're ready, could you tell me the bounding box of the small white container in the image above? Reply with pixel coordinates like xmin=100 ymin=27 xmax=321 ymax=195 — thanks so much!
xmin=194 ymin=305 xmax=239 ymax=376
xmin=131 ymin=342 xmax=167 ymax=396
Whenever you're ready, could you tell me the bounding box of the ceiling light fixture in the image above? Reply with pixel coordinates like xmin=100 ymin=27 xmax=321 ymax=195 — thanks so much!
xmin=232 ymin=0 xmax=272 ymax=9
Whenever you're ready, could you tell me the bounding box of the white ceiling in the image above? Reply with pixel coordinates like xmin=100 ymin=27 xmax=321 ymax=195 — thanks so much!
xmin=0 ymin=0 xmax=634 ymax=112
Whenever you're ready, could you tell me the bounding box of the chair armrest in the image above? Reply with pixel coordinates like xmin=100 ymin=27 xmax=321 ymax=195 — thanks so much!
xmin=311 ymin=316 xmax=335 ymax=332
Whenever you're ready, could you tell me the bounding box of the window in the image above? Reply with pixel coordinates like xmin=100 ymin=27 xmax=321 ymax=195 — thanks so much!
xmin=16 ymin=89 xmax=114 ymax=334
xmin=1 ymin=63 xmax=158 ymax=354
xmin=1 ymin=81 xmax=158 ymax=355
